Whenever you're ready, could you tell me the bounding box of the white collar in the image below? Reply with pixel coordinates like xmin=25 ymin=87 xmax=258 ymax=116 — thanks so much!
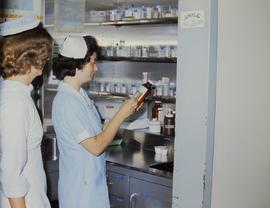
xmin=58 ymin=81 xmax=85 ymax=96
xmin=0 ymin=80 xmax=33 ymax=96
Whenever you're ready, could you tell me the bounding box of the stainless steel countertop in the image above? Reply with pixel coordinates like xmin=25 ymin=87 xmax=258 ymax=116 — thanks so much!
xmin=44 ymin=145 xmax=173 ymax=178
xmin=43 ymin=130 xmax=174 ymax=179
xmin=106 ymin=144 xmax=173 ymax=178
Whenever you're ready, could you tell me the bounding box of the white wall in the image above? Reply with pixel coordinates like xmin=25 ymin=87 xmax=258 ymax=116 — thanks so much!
xmin=211 ymin=1 xmax=270 ymax=208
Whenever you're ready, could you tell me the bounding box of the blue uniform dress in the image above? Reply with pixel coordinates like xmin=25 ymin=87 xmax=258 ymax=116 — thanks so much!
xmin=52 ymin=82 xmax=109 ymax=208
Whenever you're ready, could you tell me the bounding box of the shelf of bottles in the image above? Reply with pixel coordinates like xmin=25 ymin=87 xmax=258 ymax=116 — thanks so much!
xmin=85 ymin=4 xmax=178 ymax=26
xmin=45 ymin=17 xmax=178 ymax=28
xmin=88 ymin=91 xmax=176 ymax=104
xmin=100 ymin=43 xmax=177 ymax=63
xmin=99 ymin=56 xmax=177 ymax=63
xmin=84 ymin=17 xmax=177 ymax=26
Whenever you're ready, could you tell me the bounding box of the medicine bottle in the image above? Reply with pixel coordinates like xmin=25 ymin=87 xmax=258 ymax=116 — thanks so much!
xmin=164 ymin=110 xmax=175 ymax=136
xmin=134 ymin=81 xmax=153 ymax=110
xmin=157 ymin=107 xmax=164 ymax=133
xmin=152 ymin=101 xmax=162 ymax=119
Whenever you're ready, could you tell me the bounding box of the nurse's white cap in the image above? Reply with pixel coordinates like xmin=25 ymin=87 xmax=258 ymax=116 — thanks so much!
xmin=60 ymin=36 xmax=88 ymax=59
xmin=0 ymin=15 xmax=40 ymax=36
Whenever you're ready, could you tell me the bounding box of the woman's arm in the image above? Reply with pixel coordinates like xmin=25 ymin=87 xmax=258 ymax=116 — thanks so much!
xmin=8 ymin=197 xmax=26 ymax=208
xmin=0 ymin=100 xmax=30 ymax=206
xmin=80 ymin=98 xmax=138 ymax=156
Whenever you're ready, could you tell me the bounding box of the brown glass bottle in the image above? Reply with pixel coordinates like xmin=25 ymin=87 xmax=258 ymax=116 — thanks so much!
xmin=164 ymin=110 xmax=175 ymax=136
xmin=152 ymin=101 xmax=162 ymax=119
xmin=134 ymin=81 xmax=153 ymax=110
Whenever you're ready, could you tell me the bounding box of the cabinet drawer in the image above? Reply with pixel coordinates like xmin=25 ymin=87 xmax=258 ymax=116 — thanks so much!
xmin=130 ymin=178 xmax=172 ymax=203
xmin=107 ymin=171 xmax=128 ymax=196
xmin=109 ymin=194 xmax=127 ymax=208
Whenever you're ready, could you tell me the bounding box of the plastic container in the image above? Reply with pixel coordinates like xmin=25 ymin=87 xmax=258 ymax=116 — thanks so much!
xmin=154 ymin=146 xmax=168 ymax=155
xmin=130 ymin=84 xmax=137 ymax=95
xmin=149 ymin=118 xmax=161 ymax=133
xmin=142 ymin=72 xmax=148 ymax=83
xmin=105 ymin=83 xmax=111 ymax=92
xmin=121 ymin=83 xmax=127 ymax=94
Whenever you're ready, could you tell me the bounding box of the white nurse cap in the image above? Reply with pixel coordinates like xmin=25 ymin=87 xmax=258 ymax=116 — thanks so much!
xmin=60 ymin=36 xmax=88 ymax=59
xmin=0 ymin=15 xmax=40 ymax=36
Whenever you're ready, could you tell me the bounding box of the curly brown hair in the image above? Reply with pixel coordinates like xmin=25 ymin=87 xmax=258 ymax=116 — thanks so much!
xmin=0 ymin=23 xmax=52 ymax=79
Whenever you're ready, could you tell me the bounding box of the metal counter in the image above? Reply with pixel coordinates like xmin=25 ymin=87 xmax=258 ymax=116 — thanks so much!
xmin=43 ymin=129 xmax=174 ymax=178
xmin=106 ymin=144 xmax=173 ymax=178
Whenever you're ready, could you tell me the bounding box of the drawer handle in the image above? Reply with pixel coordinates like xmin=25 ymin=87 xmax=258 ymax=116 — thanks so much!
xmin=129 ymin=193 xmax=139 ymax=208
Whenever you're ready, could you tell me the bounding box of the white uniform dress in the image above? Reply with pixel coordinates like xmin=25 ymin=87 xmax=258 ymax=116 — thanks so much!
xmin=0 ymin=80 xmax=51 ymax=208
xmin=52 ymin=82 xmax=109 ymax=208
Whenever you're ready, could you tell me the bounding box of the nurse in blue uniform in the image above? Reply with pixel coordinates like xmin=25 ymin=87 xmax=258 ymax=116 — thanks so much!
xmin=0 ymin=16 xmax=52 ymax=208
xmin=52 ymin=36 xmax=138 ymax=208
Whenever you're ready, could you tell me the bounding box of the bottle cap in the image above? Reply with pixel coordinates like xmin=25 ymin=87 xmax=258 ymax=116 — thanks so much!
xmin=142 ymin=72 xmax=148 ymax=83
xmin=166 ymin=109 xmax=174 ymax=118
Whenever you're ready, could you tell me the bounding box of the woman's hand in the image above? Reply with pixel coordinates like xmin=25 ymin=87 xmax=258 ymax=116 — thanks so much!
xmin=116 ymin=98 xmax=138 ymax=121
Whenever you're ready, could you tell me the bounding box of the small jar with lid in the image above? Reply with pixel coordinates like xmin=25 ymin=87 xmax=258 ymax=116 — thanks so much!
xmin=149 ymin=118 xmax=161 ymax=133
xmin=164 ymin=110 xmax=175 ymax=136
xmin=152 ymin=101 xmax=162 ymax=119
xmin=121 ymin=83 xmax=127 ymax=94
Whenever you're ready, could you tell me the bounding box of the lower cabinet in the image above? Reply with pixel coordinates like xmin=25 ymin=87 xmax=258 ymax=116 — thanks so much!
xmin=129 ymin=178 xmax=172 ymax=208
xmin=109 ymin=194 xmax=128 ymax=208
xmin=129 ymin=194 xmax=171 ymax=208
xmin=44 ymin=161 xmax=172 ymax=208
xmin=107 ymin=171 xmax=129 ymax=208
xmin=106 ymin=163 xmax=172 ymax=208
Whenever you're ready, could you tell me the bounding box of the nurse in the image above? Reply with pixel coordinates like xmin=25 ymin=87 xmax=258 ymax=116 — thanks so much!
xmin=52 ymin=36 xmax=138 ymax=208
xmin=0 ymin=16 xmax=52 ymax=208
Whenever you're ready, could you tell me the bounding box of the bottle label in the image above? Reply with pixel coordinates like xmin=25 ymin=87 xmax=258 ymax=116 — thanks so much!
xmin=133 ymin=85 xmax=148 ymax=100
xmin=138 ymin=85 xmax=148 ymax=94
xmin=165 ymin=124 xmax=175 ymax=129
xmin=157 ymin=108 xmax=164 ymax=124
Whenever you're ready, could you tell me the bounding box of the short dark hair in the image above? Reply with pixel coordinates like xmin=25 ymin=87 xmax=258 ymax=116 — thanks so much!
xmin=52 ymin=35 xmax=100 ymax=81
xmin=0 ymin=23 xmax=52 ymax=79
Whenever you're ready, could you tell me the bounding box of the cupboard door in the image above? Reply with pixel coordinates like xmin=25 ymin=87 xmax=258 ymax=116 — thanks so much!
xmin=107 ymin=171 xmax=128 ymax=196
xmin=109 ymin=194 xmax=128 ymax=208
xmin=129 ymin=177 xmax=172 ymax=208
xmin=129 ymin=193 xmax=171 ymax=208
